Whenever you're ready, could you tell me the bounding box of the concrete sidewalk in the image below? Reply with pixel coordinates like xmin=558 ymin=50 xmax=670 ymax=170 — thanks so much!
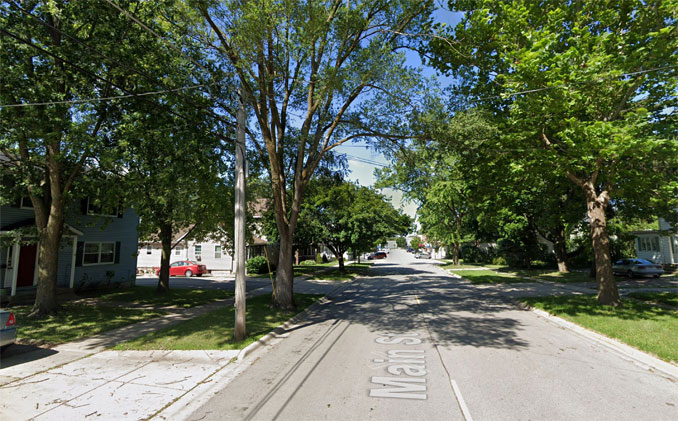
xmin=0 ymin=277 xmax=349 ymax=420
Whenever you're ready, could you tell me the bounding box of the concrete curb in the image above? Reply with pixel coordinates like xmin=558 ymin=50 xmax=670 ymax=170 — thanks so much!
xmin=157 ymin=280 xmax=356 ymax=420
xmin=236 ymin=281 xmax=353 ymax=362
xmin=525 ymin=305 xmax=678 ymax=381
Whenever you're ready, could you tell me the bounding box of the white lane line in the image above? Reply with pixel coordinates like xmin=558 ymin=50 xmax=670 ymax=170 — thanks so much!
xmin=450 ymin=379 xmax=474 ymax=421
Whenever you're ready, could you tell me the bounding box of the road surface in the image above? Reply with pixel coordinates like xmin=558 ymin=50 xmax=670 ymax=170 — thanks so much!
xmin=187 ymin=249 xmax=678 ymax=420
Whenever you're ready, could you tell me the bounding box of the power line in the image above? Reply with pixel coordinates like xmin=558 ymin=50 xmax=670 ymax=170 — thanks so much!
xmin=2 ymin=2 xmax=236 ymax=131
xmin=343 ymin=153 xmax=389 ymax=167
xmin=0 ymin=26 xmax=231 ymax=142
xmin=0 ymin=84 xmax=210 ymax=108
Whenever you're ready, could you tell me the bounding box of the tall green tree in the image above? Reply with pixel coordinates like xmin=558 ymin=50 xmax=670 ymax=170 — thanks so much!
xmin=300 ymin=182 xmax=412 ymax=270
xmin=195 ymin=0 xmax=434 ymax=309
xmin=0 ymin=1 xmax=198 ymax=316
xmin=429 ymin=0 xmax=678 ymax=305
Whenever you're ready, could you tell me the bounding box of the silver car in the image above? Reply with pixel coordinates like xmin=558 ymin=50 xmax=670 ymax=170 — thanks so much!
xmin=612 ymin=258 xmax=664 ymax=278
xmin=0 ymin=310 xmax=17 ymax=350
xmin=415 ymin=251 xmax=431 ymax=259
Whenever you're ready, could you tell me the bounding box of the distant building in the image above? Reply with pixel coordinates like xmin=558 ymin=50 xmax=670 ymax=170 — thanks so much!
xmin=634 ymin=218 xmax=678 ymax=265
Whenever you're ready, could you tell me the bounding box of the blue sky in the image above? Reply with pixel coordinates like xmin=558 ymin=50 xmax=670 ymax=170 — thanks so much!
xmin=337 ymin=5 xmax=464 ymax=219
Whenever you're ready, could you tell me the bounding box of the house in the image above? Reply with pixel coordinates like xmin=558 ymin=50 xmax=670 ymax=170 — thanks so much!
xmin=0 ymin=197 xmax=139 ymax=298
xmin=136 ymin=197 xmax=334 ymax=273
xmin=137 ymin=199 xmax=275 ymax=274
xmin=634 ymin=218 xmax=678 ymax=265
xmin=137 ymin=229 xmax=279 ymax=274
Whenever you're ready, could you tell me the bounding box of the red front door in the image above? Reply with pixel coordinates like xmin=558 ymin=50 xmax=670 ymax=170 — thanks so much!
xmin=17 ymin=244 xmax=38 ymax=287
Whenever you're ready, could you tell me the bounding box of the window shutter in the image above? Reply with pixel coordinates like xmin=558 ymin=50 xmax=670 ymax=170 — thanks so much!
xmin=75 ymin=242 xmax=84 ymax=266
xmin=80 ymin=198 xmax=89 ymax=215
xmin=114 ymin=241 xmax=121 ymax=264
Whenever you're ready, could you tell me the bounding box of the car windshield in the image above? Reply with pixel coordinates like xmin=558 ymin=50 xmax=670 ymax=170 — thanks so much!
xmin=633 ymin=259 xmax=654 ymax=265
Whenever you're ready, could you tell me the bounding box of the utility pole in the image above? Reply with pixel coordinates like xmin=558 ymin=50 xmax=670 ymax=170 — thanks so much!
xmin=234 ymin=90 xmax=247 ymax=341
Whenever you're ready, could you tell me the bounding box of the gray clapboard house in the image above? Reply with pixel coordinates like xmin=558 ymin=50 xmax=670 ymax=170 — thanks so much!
xmin=0 ymin=197 xmax=139 ymax=297
xmin=634 ymin=217 xmax=678 ymax=265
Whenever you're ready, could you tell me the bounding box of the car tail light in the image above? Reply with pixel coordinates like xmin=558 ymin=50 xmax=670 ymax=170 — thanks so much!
xmin=6 ymin=312 xmax=15 ymax=327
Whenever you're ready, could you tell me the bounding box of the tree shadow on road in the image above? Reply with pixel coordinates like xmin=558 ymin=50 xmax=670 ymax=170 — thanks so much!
xmin=293 ymin=263 xmax=532 ymax=350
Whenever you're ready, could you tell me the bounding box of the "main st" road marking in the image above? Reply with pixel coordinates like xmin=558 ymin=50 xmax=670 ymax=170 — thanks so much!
xmin=369 ymin=333 xmax=427 ymax=400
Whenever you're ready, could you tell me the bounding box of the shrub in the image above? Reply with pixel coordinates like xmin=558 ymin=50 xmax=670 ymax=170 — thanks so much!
xmin=492 ymin=256 xmax=507 ymax=266
xmin=300 ymin=259 xmax=317 ymax=266
xmin=246 ymin=256 xmax=269 ymax=274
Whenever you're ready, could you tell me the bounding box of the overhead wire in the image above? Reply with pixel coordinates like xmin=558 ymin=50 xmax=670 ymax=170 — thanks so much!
xmin=0 ymin=18 xmax=232 ymax=142
xmin=1 ymin=2 xmax=236 ymax=133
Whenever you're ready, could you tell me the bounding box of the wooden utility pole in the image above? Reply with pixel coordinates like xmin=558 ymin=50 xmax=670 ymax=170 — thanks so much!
xmin=234 ymin=91 xmax=247 ymax=341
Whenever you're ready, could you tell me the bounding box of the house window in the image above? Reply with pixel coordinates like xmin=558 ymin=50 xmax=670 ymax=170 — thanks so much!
xmin=194 ymin=245 xmax=202 ymax=261
xmin=175 ymin=245 xmax=183 ymax=256
xmin=215 ymin=245 xmax=222 ymax=259
xmin=146 ymin=245 xmax=152 ymax=255
xmin=639 ymin=236 xmax=660 ymax=252
xmin=84 ymin=242 xmax=115 ymax=265
xmin=672 ymin=236 xmax=678 ymax=259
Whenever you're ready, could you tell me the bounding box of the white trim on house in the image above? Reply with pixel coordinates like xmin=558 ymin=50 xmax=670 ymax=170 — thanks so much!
xmin=70 ymin=236 xmax=77 ymax=288
xmin=10 ymin=244 xmax=19 ymax=296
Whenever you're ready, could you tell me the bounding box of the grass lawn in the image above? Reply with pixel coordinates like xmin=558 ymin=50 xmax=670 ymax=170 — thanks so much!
xmin=114 ymin=293 xmax=321 ymax=351
xmin=502 ymin=268 xmax=593 ymax=283
xmin=79 ymin=286 xmax=234 ymax=308
xmin=308 ymin=263 xmax=372 ymax=281
xmin=440 ymin=261 xmax=485 ymax=270
xmin=522 ymin=295 xmax=678 ymax=363
xmin=11 ymin=304 xmax=166 ymax=345
xmin=626 ymin=292 xmax=678 ymax=307
xmin=450 ymin=269 xmax=532 ymax=284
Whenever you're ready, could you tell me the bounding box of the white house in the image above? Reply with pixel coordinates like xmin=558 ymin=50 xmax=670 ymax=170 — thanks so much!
xmin=634 ymin=218 xmax=678 ymax=265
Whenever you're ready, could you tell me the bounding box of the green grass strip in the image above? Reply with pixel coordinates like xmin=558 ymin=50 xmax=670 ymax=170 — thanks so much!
xmin=12 ymin=304 xmax=166 ymax=345
xmin=81 ymin=286 xmax=234 ymax=308
xmin=451 ymin=269 xmax=531 ymax=284
xmin=114 ymin=293 xmax=321 ymax=351
xmin=522 ymin=295 xmax=678 ymax=363
xmin=626 ymin=292 xmax=678 ymax=307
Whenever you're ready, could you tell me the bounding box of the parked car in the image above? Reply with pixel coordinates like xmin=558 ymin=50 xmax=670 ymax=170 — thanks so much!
xmin=368 ymin=251 xmax=388 ymax=260
xmin=406 ymin=247 xmax=415 ymax=253
xmin=154 ymin=260 xmax=208 ymax=277
xmin=0 ymin=310 xmax=17 ymax=351
xmin=612 ymin=258 xmax=664 ymax=278
xmin=415 ymin=251 xmax=431 ymax=259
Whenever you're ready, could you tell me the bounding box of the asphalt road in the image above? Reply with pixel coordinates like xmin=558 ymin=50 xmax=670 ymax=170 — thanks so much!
xmin=186 ymin=249 xmax=678 ymax=421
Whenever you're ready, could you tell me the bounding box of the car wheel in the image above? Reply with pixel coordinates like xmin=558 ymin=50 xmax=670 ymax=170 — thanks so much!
xmin=185 ymin=269 xmax=193 ymax=277
xmin=653 ymin=274 xmax=660 ymax=278
xmin=626 ymin=270 xmax=634 ymax=279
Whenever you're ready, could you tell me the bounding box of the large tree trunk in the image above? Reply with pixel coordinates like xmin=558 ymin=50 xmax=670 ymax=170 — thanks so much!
xmin=30 ymin=205 xmax=64 ymax=318
xmin=452 ymin=242 xmax=460 ymax=265
xmin=337 ymin=255 xmax=345 ymax=271
xmin=552 ymin=228 xmax=569 ymax=273
xmin=273 ymin=229 xmax=295 ymax=309
xmin=157 ymin=222 xmax=172 ymax=293
xmin=584 ymin=186 xmax=620 ymax=306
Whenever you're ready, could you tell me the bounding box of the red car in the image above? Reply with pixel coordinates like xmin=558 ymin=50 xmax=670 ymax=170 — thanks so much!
xmin=368 ymin=251 xmax=387 ymax=260
xmin=155 ymin=260 xmax=208 ymax=277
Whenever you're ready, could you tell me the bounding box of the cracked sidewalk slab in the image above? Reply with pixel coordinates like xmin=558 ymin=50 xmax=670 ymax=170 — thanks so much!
xmin=0 ymin=350 xmax=239 ymax=420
